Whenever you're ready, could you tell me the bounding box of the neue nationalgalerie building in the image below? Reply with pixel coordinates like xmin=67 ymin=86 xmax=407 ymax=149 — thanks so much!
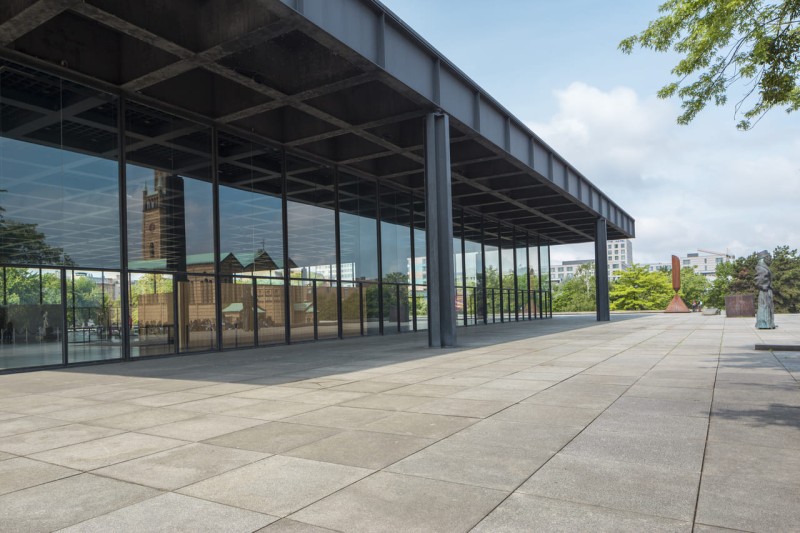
xmin=0 ymin=0 xmax=634 ymax=371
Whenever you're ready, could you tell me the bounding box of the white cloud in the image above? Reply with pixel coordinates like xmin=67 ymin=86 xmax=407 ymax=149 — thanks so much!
xmin=529 ymin=82 xmax=800 ymax=265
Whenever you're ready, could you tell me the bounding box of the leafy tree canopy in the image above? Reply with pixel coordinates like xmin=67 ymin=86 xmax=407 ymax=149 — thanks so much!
xmin=610 ymin=264 xmax=673 ymax=311
xmin=552 ymin=264 xmax=596 ymax=312
xmin=678 ymin=267 xmax=711 ymax=305
xmin=620 ymin=0 xmax=800 ymax=129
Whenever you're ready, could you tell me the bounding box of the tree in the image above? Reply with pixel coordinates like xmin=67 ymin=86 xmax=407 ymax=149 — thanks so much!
xmin=705 ymin=245 xmax=800 ymax=312
xmin=620 ymin=1 xmax=800 ymax=129
xmin=768 ymin=246 xmax=800 ymax=312
xmin=552 ymin=264 xmax=596 ymax=312
xmin=678 ymin=267 xmax=711 ymax=305
xmin=610 ymin=264 xmax=673 ymax=310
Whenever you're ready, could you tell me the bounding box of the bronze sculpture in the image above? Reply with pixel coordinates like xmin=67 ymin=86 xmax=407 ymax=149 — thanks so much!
xmin=755 ymin=250 xmax=775 ymax=329
xmin=665 ymin=255 xmax=690 ymax=313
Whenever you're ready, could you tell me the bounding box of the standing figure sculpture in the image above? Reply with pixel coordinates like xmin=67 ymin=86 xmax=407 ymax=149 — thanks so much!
xmin=754 ymin=250 xmax=775 ymax=329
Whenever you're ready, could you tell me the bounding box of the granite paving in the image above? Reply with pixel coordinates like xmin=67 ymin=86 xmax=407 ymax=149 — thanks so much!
xmin=0 ymin=313 xmax=797 ymax=531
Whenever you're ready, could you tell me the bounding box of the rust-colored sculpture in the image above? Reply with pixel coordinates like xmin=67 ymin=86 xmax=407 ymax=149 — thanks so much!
xmin=665 ymin=255 xmax=690 ymax=313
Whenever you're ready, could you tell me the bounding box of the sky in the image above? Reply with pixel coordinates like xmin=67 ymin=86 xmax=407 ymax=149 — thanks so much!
xmin=380 ymin=0 xmax=800 ymax=265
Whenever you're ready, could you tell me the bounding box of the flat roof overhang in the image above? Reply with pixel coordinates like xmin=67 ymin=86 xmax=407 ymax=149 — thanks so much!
xmin=0 ymin=0 xmax=634 ymax=245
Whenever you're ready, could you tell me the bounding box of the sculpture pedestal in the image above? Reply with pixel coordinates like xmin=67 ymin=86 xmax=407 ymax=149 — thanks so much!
xmin=665 ymin=293 xmax=690 ymax=313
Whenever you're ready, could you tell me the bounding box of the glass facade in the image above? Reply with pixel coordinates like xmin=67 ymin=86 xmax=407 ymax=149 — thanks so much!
xmin=0 ymin=59 xmax=552 ymax=371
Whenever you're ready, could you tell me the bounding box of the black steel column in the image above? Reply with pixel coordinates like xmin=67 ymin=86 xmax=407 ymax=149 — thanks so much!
xmin=334 ymin=167 xmax=343 ymax=340
xmin=480 ymin=217 xmax=487 ymax=324
xmin=375 ymin=181 xmax=384 ymax=335
xmin=117 ymin=96 xmax=131 ymax=360
xmin=281 ymin=150 xmax=291 ymax=344
xmin=595 ymin=218 xmax=610 ymax=321
xmin=211 ymin=127 xmax=223 ymax=351
xmin=424 ymin=112 xmax=456 ymax=347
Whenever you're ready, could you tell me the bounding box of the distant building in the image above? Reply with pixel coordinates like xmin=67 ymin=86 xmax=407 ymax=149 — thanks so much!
xmin=551 ymin=239 xmax=633 ymax=284
xmin=678 ymin=251 xmax=734 ymax=277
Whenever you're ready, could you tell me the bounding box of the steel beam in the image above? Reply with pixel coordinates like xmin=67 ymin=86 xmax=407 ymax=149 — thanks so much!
xmin=424 ymin=112 xmax=456 ymax=347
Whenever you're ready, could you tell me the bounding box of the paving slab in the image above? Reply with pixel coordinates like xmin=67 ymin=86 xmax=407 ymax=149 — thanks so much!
xmin=0 ymin=457 xmax=78 ymax=495
xmin=387 ymin=436 xmax=552 ymax=490
xmin=29 ymin=432 xmax=187 ymax=471
xmin=559 ymin=427 xmax=706 ymax=472
xmin=290 ymin=471 xmax=507 ymax=533
xmin=204 ymin=421 xmax=341 ymax=454
xmin=94 ymin=442 xmax=268 ymax=490
xmin=126 ymin=391 xmax=215 ymax=407
xmin=340 ymin=393 xmax=432 ymax=411
xmin=406 ymin=397 xmax=510 ymax=418
xmin=696 ymin=473 xmax=800 ymax=532
xmin=518 ymin=454 xmax=699 ymax=522
xmin=360 ymin=411 xmax=479 ymax=439
xmin=0 ymin=423 xmax=123 ymax=455
xmin=85 ymin=407 xmax=199 ymax=431
xmin=217 ymin=400 xmax=324 ymax=421
xmin=0 ymin=415 xmax=69 ymax=437
xmin=281 ymin=405 xmax=395 ymax=429
xmin=473 ymin=493 xmax=691 ymax=532
xmin=139 ymin=414 xmax=266 ymax=441
xmin=490 ymin=403 xmax=601 ymax=427
xmin=447 ymin=418 xmax=583 ymax=453
xmin=56 ymin=492 xmax=276 ymax=532
xmin=179 ymin=455 xmax=372 ymax=516
xmin=256 ymin=518 xmax=338 ymax=532
xmin=0 ymin=473 xmax=160 ymax=532
xmin=702 ymin=441 xmax=800 ymax=485
xmin=0 ymin=395 xmax=102 ymax=416
xmin=286 ymin=429 xmax=434 ymax=469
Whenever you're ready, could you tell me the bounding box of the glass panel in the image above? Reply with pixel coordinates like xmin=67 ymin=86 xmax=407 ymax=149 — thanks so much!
xmin=412 ymin=198 xmax=427 ymax=331
xmin=380 ymin=189 xmax=411 ymax=334
xmin=221 ymin=275 xmax=255 ymax=349
xmin=516 ymin=239 xmax=529 ymax=320
xmin=289 ymin=279 xmax=314 ymax=342
xmin=0 ymin=267 xmax=63 ymax=369
xmin=500 ymin=226 xmax=516 ymax=320
xmin=464 ymin=213 xmax=483 ymax=325
xmin=529 ymin=242 xmax=540 ymax=317
xmin=256 ymin=277 xmax=285 ymax=345
xmin=341 ymin=281 xmax=363 ymax=338
xmin=286 ymin=157 xmax=337 ymax=340
xmin=317 ymin=282 xmax=338 ymax=340
xmin=540 ymin=244 xmax=551 ymax=316
xmin=129 ymin=272 xmax=175 ymax=357
xmin=339 ymin=175 xmax=378 ymax=282
xmin=178 ymin=273 xmax=216 ymax=352
xmin=339 ymin=175 xmax=378 ymax=338
xmin=484 ymin=229 xmax=500 ymax=323
xmin=66 ymin=269 xmax=122 ymax=362
xmin=0 ymin=63 xmax=119 ymax=268
xmin=454 ymin=230 xmax=464 ymax=325
xmin=363 ymin=281 xmax=381 ymax=335
xmin=126 ymin=102 xmax=213 ymax=273
xmin=218 ymin=133 xmax=284 ymax=277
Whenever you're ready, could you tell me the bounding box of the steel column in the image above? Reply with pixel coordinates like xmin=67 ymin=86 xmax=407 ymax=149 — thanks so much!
xmin=424 ymin=112 xmax=456 ymax=347
xmin=595 ymin=218 xmax=610 ymax=321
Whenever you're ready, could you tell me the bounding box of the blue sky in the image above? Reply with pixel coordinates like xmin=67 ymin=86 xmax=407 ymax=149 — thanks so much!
xmin=381 ymin=0 xmax=800 ymax=264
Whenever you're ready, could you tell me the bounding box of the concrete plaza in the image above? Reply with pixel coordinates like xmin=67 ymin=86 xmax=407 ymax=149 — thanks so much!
xmin=0 ymin=313 xmax=798 ymax=532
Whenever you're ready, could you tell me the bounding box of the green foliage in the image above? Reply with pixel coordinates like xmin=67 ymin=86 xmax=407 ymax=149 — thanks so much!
xmin=678 ymin=267 xmax=711 ymax=305
xmin=771 ymin=246 xmax=800 ymax=312
xmin=0 ymin=220 xmax=72 ymax=266
xmin=552 ymin=264 xmax=596 ymax=312
xmin=620 ymin=0 xmax=800 ymax=129
xmin=706 ymin=245 xmax=800 ymax=312
xmin=609 ymin=264 xmax=673 ymax=310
